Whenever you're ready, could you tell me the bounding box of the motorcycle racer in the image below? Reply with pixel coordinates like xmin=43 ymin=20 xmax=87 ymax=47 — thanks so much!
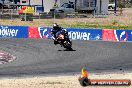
xmin=51 ymin=23 xmax=62 ymax=45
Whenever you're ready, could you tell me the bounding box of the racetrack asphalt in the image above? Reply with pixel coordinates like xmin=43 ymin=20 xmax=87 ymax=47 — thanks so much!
xmin=0 ymin=39 xmax=132 ymax=76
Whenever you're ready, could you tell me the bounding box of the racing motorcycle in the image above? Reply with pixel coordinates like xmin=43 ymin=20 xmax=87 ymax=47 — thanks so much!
xmin=53 ymin=29 xmax=73 ymax=50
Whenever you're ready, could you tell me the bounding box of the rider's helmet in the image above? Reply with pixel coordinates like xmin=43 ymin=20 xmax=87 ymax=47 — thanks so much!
xmin=53 ymin=23 xmax=60 ymax=30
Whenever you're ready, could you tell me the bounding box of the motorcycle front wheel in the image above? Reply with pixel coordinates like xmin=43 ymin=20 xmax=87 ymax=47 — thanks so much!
xmin=63 ymin=41 xmax=72 ymax=50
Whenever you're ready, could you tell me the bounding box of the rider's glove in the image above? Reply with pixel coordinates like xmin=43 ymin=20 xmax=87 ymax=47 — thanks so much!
xmin=52 ymin=36 xmax=55 ymax=40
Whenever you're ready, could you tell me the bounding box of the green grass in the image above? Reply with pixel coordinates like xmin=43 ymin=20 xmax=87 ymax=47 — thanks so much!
xmin=44 ymin=21 xmax=132 ymax=30
xmin=57 ymin=23 xmax=132 ymax=30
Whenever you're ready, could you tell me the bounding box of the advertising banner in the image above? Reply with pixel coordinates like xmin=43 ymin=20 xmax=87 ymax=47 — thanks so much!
xmin=0 ymin=26 xmax=28 ymax=38
xmin=115 ymin=30 xmax=132 ymax=42
xmin=102 ymin=29 xmax=132 ymax=42
xmin=31 ymin=27 xmax=102 ymax=40
xmin=67 ymin=28 xmax=102 ymax=40
xmin=28 ymin=27 xmax=41 ymax=39
xmin=28 ymin=27 xmax=132 ymax=42
xmin=38 ymin=27 xmax=52 ymax=39
xmin=28 ymin=27 xmax=52 ymax=39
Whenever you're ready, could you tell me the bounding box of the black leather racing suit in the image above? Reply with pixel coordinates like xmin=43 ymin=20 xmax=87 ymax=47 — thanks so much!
xmin=51 ymin=26 xmax=62 ymax=45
